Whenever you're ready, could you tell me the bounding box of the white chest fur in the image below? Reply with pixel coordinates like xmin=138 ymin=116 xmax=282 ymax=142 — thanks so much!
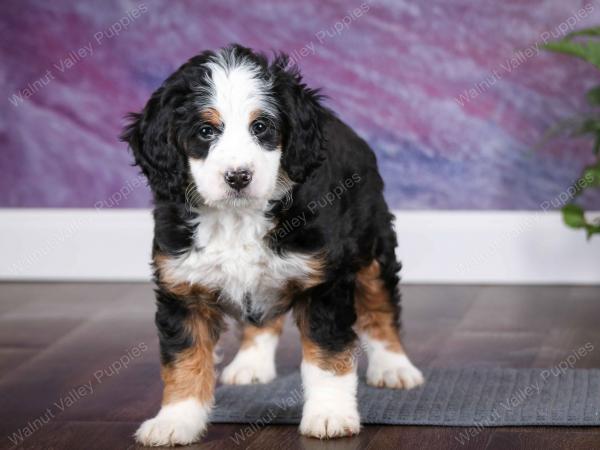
xmin=162 ymin=207 xmax=317 ymax=316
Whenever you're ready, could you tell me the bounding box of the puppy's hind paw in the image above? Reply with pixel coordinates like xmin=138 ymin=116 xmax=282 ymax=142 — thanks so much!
xmin=220 ymin=334 xmax=278 ymax=385
xmin=367 ymin=352 xmax=425 ymax=389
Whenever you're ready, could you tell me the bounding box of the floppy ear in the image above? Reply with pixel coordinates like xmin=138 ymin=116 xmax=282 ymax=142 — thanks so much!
xmin=120 ymin=85 xmax=189 ymax=203
xmin=271 ymin=55 xmax=326 ymax=183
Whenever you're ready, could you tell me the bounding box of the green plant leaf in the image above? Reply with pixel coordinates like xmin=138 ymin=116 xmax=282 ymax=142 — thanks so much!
xmin=585 ymin=223 xmax=600 ymax=240
xmin=586 ymin=86 xmax=600 ymax=105
xmin=581 ymin=163 xmax=600 ymax=187
xmin=544 ymin=40 xmax=600 ymax=69
xmin=566 ymin=27 xmax=600 ymax=39
xmin=532 ymin=114 xmax=599 ymax=151
xmin=542 ymin=27 xmax=600 ymax=240
xmin=572 ymin=118 xmax=600 ymax=137
xmin=562 ymin=204 xmax=586 ymax=228
xmin=594 ymin=133 xmax=600 ymax=155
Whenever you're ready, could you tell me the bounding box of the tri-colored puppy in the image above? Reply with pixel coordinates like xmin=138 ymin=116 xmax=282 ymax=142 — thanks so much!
xmin=122 ymin=44 xmax=424 ymax=446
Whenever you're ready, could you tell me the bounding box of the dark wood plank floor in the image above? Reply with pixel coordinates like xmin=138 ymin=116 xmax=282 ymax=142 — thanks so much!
xmin=1 ymin=283 xmax=599 ymax=450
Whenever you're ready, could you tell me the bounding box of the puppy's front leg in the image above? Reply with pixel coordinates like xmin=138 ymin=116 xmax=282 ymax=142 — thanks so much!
xmin=136 ymin=289 xmax=223 ymax=447
xmin=295 ymin=281 xmax=361 ymax=439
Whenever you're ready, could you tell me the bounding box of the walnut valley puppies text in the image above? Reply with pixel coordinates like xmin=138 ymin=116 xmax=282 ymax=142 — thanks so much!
xmin=286 ymin=1 xmax=371 ymax=66
xmin=271 ymin=173 xmax=362 ymax=242
xmin=6 ymin=342 xmax=147 ymax=446
xmin=8 ymin=3 xmax=148 ymax=107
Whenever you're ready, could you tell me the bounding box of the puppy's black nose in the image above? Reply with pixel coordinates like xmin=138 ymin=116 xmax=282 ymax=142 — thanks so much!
xmin=224 ymin=169 xmax=252 ymax=191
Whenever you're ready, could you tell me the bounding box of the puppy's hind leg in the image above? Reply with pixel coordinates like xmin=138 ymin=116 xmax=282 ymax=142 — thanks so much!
xmin=355 ymin=259 xmax=424 ymax=389
xmin=220 ymin=315 xmax=285 ymax=385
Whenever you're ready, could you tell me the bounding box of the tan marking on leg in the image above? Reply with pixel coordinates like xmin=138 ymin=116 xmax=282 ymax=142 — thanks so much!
xmin=294 ymin=302 xmax=355 ymax=375
xmin=240 ymin=315 xmax=285 ymax=349
xmin=153 ymin=254 xmax=224 ymax=405
xmin=355 ymin=260 xmax=404 ymax=353
xmin=161 ymin=304 xmax=223 ymax=406
xmin=301 ymin=337 xmax=355 ymax=375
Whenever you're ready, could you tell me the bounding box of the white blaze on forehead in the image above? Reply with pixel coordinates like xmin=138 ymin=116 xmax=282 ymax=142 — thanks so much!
xmin=202 ymin=54 xmax=276 ymax=124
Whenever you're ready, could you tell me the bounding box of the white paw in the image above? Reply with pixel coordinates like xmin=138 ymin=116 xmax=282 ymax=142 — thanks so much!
xmin=220 ymin=358 xmax=276 ymax=384
xmin=220 ymin=334 xmax=278 ymax=385
xmin=135 ymin=398 xmax=209 ymax=447
xmin=135 ymin=416 xmax=204 ymax=446
xmin=300 ymin=362 xmax=360 ymax=439
xmin=367 ymin=353 xmax=425 ymax=389
xmin=300 ymin=403 xmax=361 ymax=439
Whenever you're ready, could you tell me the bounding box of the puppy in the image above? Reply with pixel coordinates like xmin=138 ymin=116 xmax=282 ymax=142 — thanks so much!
xmin=122 ymin=44 xmax=423 ymax=446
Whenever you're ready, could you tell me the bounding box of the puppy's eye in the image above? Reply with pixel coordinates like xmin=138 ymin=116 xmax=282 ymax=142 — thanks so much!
xmin=251 ymin=120 xmax=268 ymax=136
xmin=199 ymin=125 xmax=215 ymax=140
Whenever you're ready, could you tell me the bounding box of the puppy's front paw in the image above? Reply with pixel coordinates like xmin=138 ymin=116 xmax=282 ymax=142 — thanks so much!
xmin=299 ymin=361 xmax=360 ymax=439
xmin=300 ymin=402 xmax=360 ymax=439
xmin=135 ymin=416 xmax=204 ymax=447
xmin=135 ymin=399 xmax=209 ymax=447
xmin=367 ymin=352 xmax=424 ymax=389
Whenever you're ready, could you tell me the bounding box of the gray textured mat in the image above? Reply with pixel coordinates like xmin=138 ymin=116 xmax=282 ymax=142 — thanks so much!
xmin=212 ymin=368 xmax=600 ymax=426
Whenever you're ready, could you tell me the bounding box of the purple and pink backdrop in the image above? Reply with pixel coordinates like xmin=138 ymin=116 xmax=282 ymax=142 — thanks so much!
xmin=2 ymin=0 xmax=599 ymax=209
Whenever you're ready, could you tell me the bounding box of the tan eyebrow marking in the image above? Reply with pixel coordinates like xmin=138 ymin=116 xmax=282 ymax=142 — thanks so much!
xmin=200 ymin=108 xmax=222 ymax=127
xmin=249 ymin=109 xmax=262 ymax=124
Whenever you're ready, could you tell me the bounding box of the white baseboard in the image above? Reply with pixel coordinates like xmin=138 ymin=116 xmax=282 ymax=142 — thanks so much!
xmin=0 ymin=209 xmax=599 ymax=284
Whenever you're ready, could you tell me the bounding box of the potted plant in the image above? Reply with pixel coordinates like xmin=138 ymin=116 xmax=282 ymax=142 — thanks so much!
xmin=544 ymin=27 xmax=600 ymax=238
